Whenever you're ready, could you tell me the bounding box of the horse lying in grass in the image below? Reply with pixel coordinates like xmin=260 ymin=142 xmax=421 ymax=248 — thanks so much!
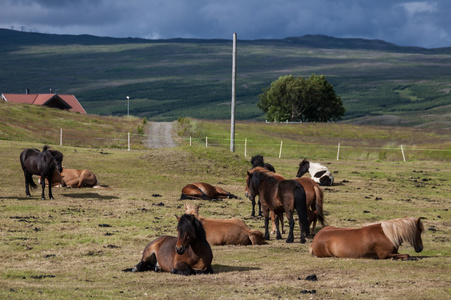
xmin=184 ymin=203 xmax=265 ymax=245
xmin=132 ymin=214 xmax=213 ymax=275
xmin=309 ymin=217 xmax=424 ymax=259
xmin=20 ymin=145 xmax=63 ymax=200
xmin=245 ymin=167 xmax=310 ymax=243
xmin=297 ymin=159 xmax=334 ymax=186
xmin=41 ymin=167 xmax=99 ymax=188
xmin=180 ymin=182 xmax=240 ymax=200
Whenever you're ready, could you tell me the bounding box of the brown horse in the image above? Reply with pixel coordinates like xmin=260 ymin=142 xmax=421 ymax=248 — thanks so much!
xmin=132 ymin=214 xmax=213 ymax=275
xmin=245 ymin=167 xmax=310 ymax=243
xmin=180 ymin=182 xmax=240 ymax=200
xmin=42 ymin=167 xmax=99 ymax=188
xmin=309 ymin=217 xmax=424 ymax=259
xmin=185 ymin=203 xmax=265 ymax=245
xmin=248 ymin=167 xmax=325 ymax=235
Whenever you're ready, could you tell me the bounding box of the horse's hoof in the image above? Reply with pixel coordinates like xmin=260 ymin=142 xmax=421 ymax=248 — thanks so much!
xmin=300 ymin=239 xmax=306 ymax=244
xmin=131 ymin=267 xmax=138 ymax=273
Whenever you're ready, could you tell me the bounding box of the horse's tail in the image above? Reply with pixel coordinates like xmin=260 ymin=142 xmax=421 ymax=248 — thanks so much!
xmin=248 ymin=230 xmax=265 ymax=245
xmin=294 ymin=182 xmax=310 ymax=237
xmin=313 ymin=185 xmax=326 ymax=226
xmin=29 ymin=176 xmax=38 ymax=190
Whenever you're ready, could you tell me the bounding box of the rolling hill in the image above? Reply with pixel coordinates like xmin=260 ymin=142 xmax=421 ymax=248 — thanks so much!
xmin=1 ymin=29 xmax=450 ymax=128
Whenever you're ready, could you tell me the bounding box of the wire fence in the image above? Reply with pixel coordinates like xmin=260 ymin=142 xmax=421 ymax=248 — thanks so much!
xmin=52 ymin=128 xmax=450 ymax=161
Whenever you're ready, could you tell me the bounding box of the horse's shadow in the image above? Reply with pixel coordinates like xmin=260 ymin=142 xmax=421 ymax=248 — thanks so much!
xmin=62 ymin=193 xmax=119 ymax=200
xmin=211 ymin=264 xmax=260 ymax=273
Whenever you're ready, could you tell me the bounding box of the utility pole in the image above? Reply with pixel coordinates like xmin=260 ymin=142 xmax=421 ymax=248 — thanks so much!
xmin=230 ymin=33 xmax=237 ymax=152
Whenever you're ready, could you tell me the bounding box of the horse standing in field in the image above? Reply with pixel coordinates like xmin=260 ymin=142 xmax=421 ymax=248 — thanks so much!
xmin=248 ymin=167 xmax=325 ymax=235
xmin=132 ymin=214 xmax=213 ymax=275
xmin=249 ymin=155 xmax=276 ymax=217
xmin=180 ymin=182 xmax=240 ymax=200
xmin=297 ymin=159 xmax=334 ymax=186
xmin=309 ymin=217 xmax=424 ymax=259
xmin=184 ymin=203 xmax=265 ymax=245
xmin=245 ymin=167 xmax=310 ymax=243
xmin=20 ymin=145 xmax=63 ymax=200
xmin=43 ymin=167 xmax=99 ymax=188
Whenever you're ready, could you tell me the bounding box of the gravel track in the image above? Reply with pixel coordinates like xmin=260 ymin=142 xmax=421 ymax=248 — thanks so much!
xmin=144 ymin=121 xmax=177 ymax=148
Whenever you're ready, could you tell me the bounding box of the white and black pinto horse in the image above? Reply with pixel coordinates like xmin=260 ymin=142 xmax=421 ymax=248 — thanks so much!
xmin=297 ymin=159 xmax=334 ymax=186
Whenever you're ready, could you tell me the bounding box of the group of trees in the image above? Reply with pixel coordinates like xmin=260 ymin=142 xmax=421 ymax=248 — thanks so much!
xmin=258 ymin=74 xmax=345 ymax=122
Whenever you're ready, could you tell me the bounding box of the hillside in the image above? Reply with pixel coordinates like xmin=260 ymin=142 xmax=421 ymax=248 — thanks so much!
xmin=1 ymin=29 xmax=450 ymax=128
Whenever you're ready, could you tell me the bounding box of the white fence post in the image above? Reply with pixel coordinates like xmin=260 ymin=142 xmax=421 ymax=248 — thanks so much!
xmin=337 ymin=143 xmax=340 ymax=160
xmin=128 ymin=132 xmax=130 ymax=151
xmin=190 ymin=137 xmax=192 ymax=146
xmin=206 ymin=137 xmax=208 ymax=147
xmin=279 ymin=140 xmax=283 ymax=158
xmin=401 ymin=145 xmax=406 ymax=162
xmin=60 ymin=128 xmax=62 ymax=146
xmin=244 ymin=138 xmax=247 ymax=157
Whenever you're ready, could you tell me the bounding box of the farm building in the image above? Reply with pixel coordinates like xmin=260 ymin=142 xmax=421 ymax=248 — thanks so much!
xmin=1 ymin=92 xmax=86 ymax=114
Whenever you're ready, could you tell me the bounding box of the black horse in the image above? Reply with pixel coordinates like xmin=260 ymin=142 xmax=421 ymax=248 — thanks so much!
xmin=20 ymin=145 xmax=64 ymax=200
xmin=250 ymin=155 xmax=276 ymax=172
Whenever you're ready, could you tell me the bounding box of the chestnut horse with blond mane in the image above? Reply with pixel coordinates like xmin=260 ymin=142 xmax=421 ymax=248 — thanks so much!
xmin=131 ymin=214 xmax=213 ymax=275
xmin=309 ymin=217 xmax=424 ymax=259
xmin=43 ymin=167 xmax=99 ymax=188
xmin=185 ymin=203 xmax=265 ymax=245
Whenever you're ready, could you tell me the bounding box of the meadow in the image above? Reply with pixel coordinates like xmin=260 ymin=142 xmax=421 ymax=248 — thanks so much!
xmin=0 ymin=108 xmax=450 ymax=299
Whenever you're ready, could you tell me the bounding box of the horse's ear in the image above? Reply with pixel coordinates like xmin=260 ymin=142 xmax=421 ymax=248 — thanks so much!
xmin=247 ymin=170 xmax=251 ymax=176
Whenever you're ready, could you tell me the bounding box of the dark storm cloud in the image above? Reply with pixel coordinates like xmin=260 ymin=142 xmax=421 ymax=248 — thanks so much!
xmin=1 ymin=0 xmax=450 ymax=48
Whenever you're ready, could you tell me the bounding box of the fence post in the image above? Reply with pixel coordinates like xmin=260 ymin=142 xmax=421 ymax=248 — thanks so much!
xmin=190 ymin=137 xmax=192 ymax=146
xmin=401 ymin=145 xmax=406 ymax=162
xmin=206 ymin=137 xmax=208 ymax=147
xmin=244 ymin=138 xmax=247 ymax=157
xmin=279 ymin=140 xmax=283 ymax=158
xmin=128 ymin=132 xmax=130 ymax=151
xmin=60 ymin=128 xmax=62 ymax=146
xmin=337 ymin=143 xmax=340 ymax=160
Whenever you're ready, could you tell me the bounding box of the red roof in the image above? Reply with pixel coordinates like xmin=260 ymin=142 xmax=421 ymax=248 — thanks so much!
xmin=1 ymin=93 xmax=86 ymax=114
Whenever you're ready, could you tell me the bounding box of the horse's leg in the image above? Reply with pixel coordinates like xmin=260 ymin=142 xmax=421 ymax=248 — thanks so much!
xmin=264 ymin=213 xmax=270 ymax=240
xmin=251 ymin=198 xmax=256 ymax=217
xmin=195 ymin=265 xmax=214 ymax=274
xmin=274 ymin=214 xmax=282 ymax=240
xmin=171 ymin=261 xmax=195 ymax=276
xmin=40 ymin=173 xmax=46 ymax=200
xmin=285 ymin=211 xmax=294 ymax=243
xmin=258 ymin=198 xmax=262 ymax=217
xmin=270 ymin=211 xmax=276 ymax=235
xmin=24 ymin=172 xmax=31 ymax=197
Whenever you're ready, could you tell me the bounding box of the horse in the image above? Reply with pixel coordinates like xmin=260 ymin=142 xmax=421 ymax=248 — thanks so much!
xmin=297 ymin=159 xmax=334 ymax=186
xmin=245 ymin=167 xmax=310 ymax=243
xmin=248 ymin=167 xmax=325 ymax=235
xmin=309 ymin=217 xmax=424 ymax=259
xmin=42 ymin=167 xmax=99 ymax=188
xmin=20 ymin=145 xmax=64 ymax=200
xmin=184 ymin=203 xmax=265 ymax=245
xmin=131 ymin=214 xmax=213 ymax=275
xmin=180 ymin=182 xmax=240 ymax=200
xmin=250 ymin=155 xmax=276 ymax=172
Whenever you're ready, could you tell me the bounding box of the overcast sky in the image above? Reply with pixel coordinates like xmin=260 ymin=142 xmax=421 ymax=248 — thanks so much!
xmin=1 ymin=0 xmax=451 ymax=48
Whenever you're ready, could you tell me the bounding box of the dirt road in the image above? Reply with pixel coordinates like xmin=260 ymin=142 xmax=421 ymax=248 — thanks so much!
xmin=144 ymin=121 xmax=177 ymax=148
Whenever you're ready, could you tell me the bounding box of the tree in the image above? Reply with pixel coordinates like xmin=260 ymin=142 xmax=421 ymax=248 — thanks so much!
xmin=257 ymin=74 xmax=345 ymax=122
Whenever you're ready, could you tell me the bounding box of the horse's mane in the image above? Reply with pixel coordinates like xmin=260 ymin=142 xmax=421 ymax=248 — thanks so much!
xmin=377 ymin=217 xmax=423 ymax=249
xmin=250 ymin=155 xmax=264 ymax=167
xmin=249 ymin=167 xmax=280 ymax=191
xmin=178 ymin=214 xmax=207 ymax=241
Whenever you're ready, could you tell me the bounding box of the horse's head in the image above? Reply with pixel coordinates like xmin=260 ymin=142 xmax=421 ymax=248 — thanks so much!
xmin=413 ymin=217 xmax=424 ymax=253
xmin=51 ymin=150 xmax=64 ymax=173
xmin=175 ymin=214 xmax=205 ymax=255
xmin=244 ymin=171 xmax=256 ymax=200
xmin=250 ymin=155 xmax=264 ymax=168
xmin=296 ymin=159 xmax=309 ymax=178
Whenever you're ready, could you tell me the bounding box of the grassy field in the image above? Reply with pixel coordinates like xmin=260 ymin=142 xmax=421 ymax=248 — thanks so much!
xmin=0 ymin=113 xmax=450 ymax=299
